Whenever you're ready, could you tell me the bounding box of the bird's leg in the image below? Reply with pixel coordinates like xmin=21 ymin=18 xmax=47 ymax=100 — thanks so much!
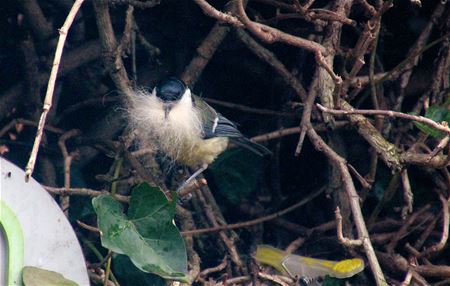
xmin=176 ymin=163 xmax=208 ymax=194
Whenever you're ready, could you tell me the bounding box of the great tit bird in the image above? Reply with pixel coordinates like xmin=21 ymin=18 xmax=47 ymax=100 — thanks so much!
xmin=128 ymin=77 xmax=271 ymax=189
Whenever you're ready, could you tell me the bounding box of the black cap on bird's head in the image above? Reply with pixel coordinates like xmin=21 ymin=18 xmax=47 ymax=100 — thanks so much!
xmin=155 ymin=77 xmax=187 ymax=102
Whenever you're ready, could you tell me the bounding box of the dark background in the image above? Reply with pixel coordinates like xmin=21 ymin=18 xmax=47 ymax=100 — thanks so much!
xmin=1 ymin=0 xmax=449 ymax=285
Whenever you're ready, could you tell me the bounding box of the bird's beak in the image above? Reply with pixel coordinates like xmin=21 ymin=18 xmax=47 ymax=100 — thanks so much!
xmin=164 ymin=103 xmax=173 ymax=118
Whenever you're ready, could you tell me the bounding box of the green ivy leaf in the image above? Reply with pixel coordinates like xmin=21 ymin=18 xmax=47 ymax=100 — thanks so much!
xmin=208 ymin=148 xmax=265 ymax=204
xmin=92 ymin=183 xmax=188 ymax=282
xmin=22 ymin=266 xmax=78 ymax=286
xmin=415 ymin=105 xmax=450 ymax=138
xmin=112 ymin=254 xmax=165 ymax=286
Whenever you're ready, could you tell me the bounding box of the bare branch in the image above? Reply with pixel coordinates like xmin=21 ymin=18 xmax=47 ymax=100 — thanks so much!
xmin=181 ymin=187 xmax=324 ymax=235
xmin=335 ymin=207 xmax=363 ymax=247
xmin=317 ymin=103 xmax=450 ymax=136
xmin=44 ymin=186 xmax=130 ymax=203
xmin=25 ymin=0 xmax=85 ymax=181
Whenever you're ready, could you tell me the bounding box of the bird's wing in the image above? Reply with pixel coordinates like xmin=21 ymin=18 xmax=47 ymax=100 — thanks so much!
xmin=193 ymin=95 xmax=243 ymax=139
xmin=193 ymin=95 xmax=272 ymax=157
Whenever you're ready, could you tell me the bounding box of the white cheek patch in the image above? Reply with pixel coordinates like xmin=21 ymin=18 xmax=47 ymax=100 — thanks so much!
xmin=127 ymin=87 xmax=203 ymax=161
xmin=168 ymin=89 xmax=201 ymax=135
xmin=128 ymin=90 xmax=166 ymax=128
xmin=166 ymin=89 xmax=203 ymax=147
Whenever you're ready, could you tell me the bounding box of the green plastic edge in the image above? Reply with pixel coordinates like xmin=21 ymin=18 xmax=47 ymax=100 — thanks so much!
xmin=0 ymin=199 xmax=25 ymax=286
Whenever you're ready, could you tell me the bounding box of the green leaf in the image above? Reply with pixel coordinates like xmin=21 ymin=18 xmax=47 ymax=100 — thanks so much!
xmin=92 ymin=183 xmax=188 ymax=282
xmin=112 ymin=254 xmax=166 ymax=286
xmin=22 ymin=266 xmax=78 ymax=286
xmin=208 ymin=148 xmax=265 ymax=204
xmin=415 ymin=105 xmax=450 ymax=138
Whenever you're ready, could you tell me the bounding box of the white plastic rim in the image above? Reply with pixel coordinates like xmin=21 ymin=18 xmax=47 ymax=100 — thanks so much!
xmin=0 ymin=158 xmax=90 ymax=285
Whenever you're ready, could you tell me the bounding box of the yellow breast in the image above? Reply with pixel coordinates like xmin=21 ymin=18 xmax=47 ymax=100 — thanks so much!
xmin=176 ymin=137 xmax=229 ymax=167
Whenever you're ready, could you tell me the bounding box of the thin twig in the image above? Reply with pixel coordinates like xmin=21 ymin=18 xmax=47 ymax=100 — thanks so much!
xmin=204 ymin=97 xmax=297 ymax=118
xmin=342 ymin=17 xmax=380 ymax=96
xmin=348 ymin=163 xmax=372 ymax=189
xmin=214 ymin=276 xmax=250 ymax=285
xmin=24 ymin=0 xmax=85 ymax=181
xmin=55 ymin=96 xmax=120 ymax=124
xmin=181 ymin=0 xmax=238 ymax=86
xmin=0 ymin=118 xmax=64 ymax=138
xmin=176 ymin=205 xmax=201 ymax=282
xmin=115 ymin=5 xmax=134 ymax=69
xmin=250 ymin=122 xmax=350 ymax=142
xmin=317 ymin=103 xmax=450 ymax=136
xmin=44 ymin=186 xmax=130 ymax=203
xmin=404 ymin=243 xmax=429 ymax=264
xmin=401 ymin=152 xmax=450 ymax=169
xmin=401 ymin=270 xmax=413 ymax=286
xmin=395 ymin=1 xmax=446 ymax=102
xmin=93 ymin=0 xmax=133 ymax=96
xmin=414 ymin=215 xmax=439 ymax=251
xmin=401 ymin=169 xmax=414 ymax=219
xmin=251 ymin=127 xmax=301 ymax=142
xmin=306 ymin=124 xmax=387 ymax=285
xmin=335 ymin=207 xmax=363 ymax=247
xmin=235 ymin=29 xmax=308 ymax=102
xmin=88 ymin=272 xmax=116 ymax=286
xmin=428 ymin=135 xmax=450 ymax=161
xmin=104 ymin=250 xmax=112 ymax=286
xmin=410 ymin=271 xmax=429 ymax=286
xmin=90 ymin=251 xmax=114 ymax=268
xmin=178 ymin=178 xmax=208 ymax=198
xmin=419 ymin=193 xmax=449 ymax=258
xmin=181 ymin=187 xmax=324 ymax=235
xmin=192 ymin=0 xmax=328 ymax=55
xmin=192 ymin=0 xmax=244 ymax=27
xmin=58 ymin=129 xmax=81 ymax=216
xmin=194 ymin=188 xmax=245 ymax=272
xmin=198 ymin=256 xmax=228 ymax=280
xmin=366 ymin=13 xmax=382 ymax=183
xmin=257 ymin=272 xmax=292 ymax=286
xmin=386 ymin=205 xmax=431 ymax=253
xmin=135 ymin=24 xmax=160 ymax=58
xmin=77 ymin=220 xmax=101 ymax=234
xmin=314 ymin=50 xmax=343 ymax=85
xmin=285 ymin=237 xmax=306 ymax=254
xmin=294 ymin=76 xmax=319 ymax=156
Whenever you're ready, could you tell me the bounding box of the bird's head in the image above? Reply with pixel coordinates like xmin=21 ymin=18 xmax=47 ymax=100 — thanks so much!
xmin=154 ymin=77 xmax=187 ymax=101
xmin=151 ymin=77 xmax=192 ymax=118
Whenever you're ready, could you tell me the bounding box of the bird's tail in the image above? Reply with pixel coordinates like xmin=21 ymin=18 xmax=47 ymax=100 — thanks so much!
xmin=231 ymin=137 xmax=272 ymax=157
